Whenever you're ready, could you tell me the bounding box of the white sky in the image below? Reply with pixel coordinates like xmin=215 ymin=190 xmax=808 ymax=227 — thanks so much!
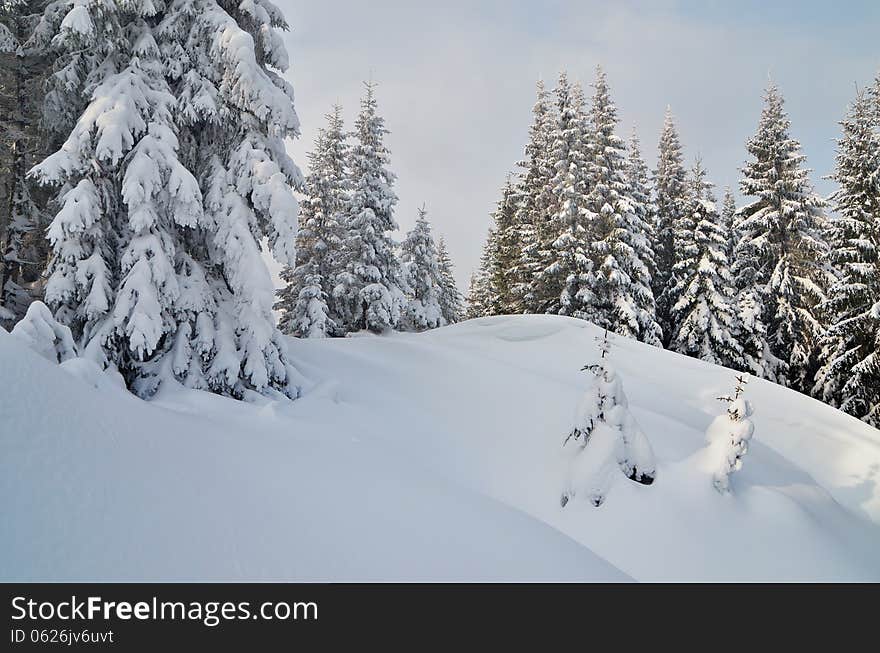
xmin=273 ymin=0 xmax=880 ymax=289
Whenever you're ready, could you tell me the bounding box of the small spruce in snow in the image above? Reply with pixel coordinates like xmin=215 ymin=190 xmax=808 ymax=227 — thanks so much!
xmin=708 ymin=374 xmax=755 ymax=494
xmin=560 ymin=330 xmax=656 ymax=508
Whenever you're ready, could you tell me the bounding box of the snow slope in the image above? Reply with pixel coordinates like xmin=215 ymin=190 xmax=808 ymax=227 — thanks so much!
xmin=2 ymin=315 xmax=879 ymax=581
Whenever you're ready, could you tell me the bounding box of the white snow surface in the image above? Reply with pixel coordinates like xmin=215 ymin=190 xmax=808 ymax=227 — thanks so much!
xmin=2 ymin=314 xmax=879 ymax=581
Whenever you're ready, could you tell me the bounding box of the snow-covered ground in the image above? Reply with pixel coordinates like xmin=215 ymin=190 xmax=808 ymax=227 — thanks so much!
xmin=2 ymin=315 xmax=879 ymax=581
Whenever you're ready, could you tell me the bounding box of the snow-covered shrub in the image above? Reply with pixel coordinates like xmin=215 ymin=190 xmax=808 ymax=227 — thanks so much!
xmin=706 ymin=374 xmax=755 ymax=493
xmin=10 ymin=301 xmax=76 ymax=363
xmin=561 ymin=331 xmax=656 ymax=508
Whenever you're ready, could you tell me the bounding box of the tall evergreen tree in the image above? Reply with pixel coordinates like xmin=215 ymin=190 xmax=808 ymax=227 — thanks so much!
xmin=31 ymin=0 xmax=304 ymax=399
xmin=466 ymin=233 xmax=494 ymax=319
xmin=625 ymin=128 xmax=659 ymax=298
xmin=652 ymin=108 xmax=689 ymax=344
xmin=668 ymin=160 xmax=744 ymax=367
xmin=720 ymin=187 xmax=737 ymax=260
xmin=870 ymin=71 xmax=880 ymax=125
xmin=400 ymin=205 xmax=443 ymax=331
xmin=814 ymin=91 xmax=880 ymax=426
xmin=723 ymin=186 xmax=765 ymax=374
xmin=276 ymin=105 xmax=348 ymax=338
xmin=544 ymin=72 xmax=594 ymax=318
xmin=486 ymin=176 xmax=519 ymax=315
xmin=334 ymin=82 xmax=404 ymax=333
xmin=586 ymin=68 xmax=660 ymax=344
xmin=735 ymin=83 xmax=830 ymax=390
xmin=436 ymin=236 xmax=463 ymax=324
xmin=515 ymin=80 xmax=557 ymax=314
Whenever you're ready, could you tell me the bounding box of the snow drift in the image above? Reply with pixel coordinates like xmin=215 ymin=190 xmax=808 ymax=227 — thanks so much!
xmin=2 ymin=315 xmax=879 ymax=581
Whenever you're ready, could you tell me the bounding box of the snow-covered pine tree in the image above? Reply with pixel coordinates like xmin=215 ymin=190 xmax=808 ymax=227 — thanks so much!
xmin=33 ymin=2 xmax=182 ymax=385
xmin=334 ymin=82 xmax=404 ymax=333
xmin=400 ymin=205 xmax=444 ymax=331
xmin=31 ymin=0 xmax=304 ymax=400
xmin=719 ymin=187 xmax=737 ymax=259
xmin=561 ymin=330 xmax=656 ymax=508
xmin=436 ymin=236 xmax=463 ymax=324
xmin=735 ymin=83 xmax=830 ymax=391
xmin=625 ymin=128 xmax=660 ymax=306
xmin=707 ymin=374 xmax=755 ymax=494
xmin=870 ymin=71 xmax=880 ymax=126
xmin=586 ymin=68 xmax=661 ymax=345
xmin=727 ymin=199 xmax=769 ymax=379
xmin=544 ymin=72 xmax=595 ymax=318
xmin=486 ymin=176 xmax=520 ymax=315
xmin=814 ymin=90 xmax=880 ymax=426
xmin=652 ymin=108 xmax=689 ymax=345
xmin=668 ymin=159 xmax=744 ymax=367
xmin=276 ymin=105 xmax=348 ymax=338
xmin=722 ymin=186 xmax=764 ymax=376
xmin=515 ymin=80 xmax=557 ymax=314
xmin=466 ymin=232 xmax=495 ymax=319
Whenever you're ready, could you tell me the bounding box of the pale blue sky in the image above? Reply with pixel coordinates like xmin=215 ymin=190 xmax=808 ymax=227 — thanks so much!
xmin=275 ymin=1 xmax=879 ymax=287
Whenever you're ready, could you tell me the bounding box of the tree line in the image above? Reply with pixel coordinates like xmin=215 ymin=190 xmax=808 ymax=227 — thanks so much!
xmin=468 ymin=67 xmax=880 ymax=427
xmin=273 ymin=91 xmax=463 ymax=338
xmin=0 ymin=1 xmax=463 ymax=401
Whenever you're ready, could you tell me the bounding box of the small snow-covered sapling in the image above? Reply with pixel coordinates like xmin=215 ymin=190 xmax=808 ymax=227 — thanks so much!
xmin=560 ymin=330 xmax=656 ymax=508
xmin=711 ymin=374 xmax=755 ymax=493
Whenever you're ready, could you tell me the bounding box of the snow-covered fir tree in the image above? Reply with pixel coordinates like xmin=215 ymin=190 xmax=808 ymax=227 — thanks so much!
xmin=728 ymin=200 xmax=769 ymax=378
xmin=544 ymin=72 xmax=595 ymax=318
xmin=466 ymin=232 xmax=495 ymax=319
xmin=334 ymin=82 xmax=404 ymax=333
xmin=30 ymin=0 xmax=304 ymax=399
xmin=586 ymin=68 xmax=661 ymax=345
xmin=625 ymin=128 xmax=660 ymax=306
xmin=814 ymin=90 xmax=880 ymax=426
xmin=870 ymin=71 xmax=880 ymax=125
xmin=485 ymin=176 xmax=520 ymax=315
xmin=515 ymin=80 xmax=557 ymax=314
xmin=720 ymin=187 xmax=737 ymax=257
xmin=668 ymin=160 xmax=744 ymax=367
xmin=707 ymin=374 xmax=755 ymax=494
xmin=735 ymin=83 xmax=830 ymax=390
xmin=276 ymin=105 xmax=348 ymax=338
xmin=400 ymin=205 xmax=443 ymax=331
xmin=561 ymin=330 xmax=656 ymax=508
xmin=652 ymin=108 xmax=689 ymax=344
xmin=436 ymin=236 xmax=464 ymax=324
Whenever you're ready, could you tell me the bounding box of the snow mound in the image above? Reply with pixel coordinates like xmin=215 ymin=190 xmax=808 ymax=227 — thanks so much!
xmin=2 ymin=314 xmax=880 ymax=581
xmin=0 ymin=328 xmax=626 ymax=582
xmin=10 ymin=301 xmax=77 ymax=363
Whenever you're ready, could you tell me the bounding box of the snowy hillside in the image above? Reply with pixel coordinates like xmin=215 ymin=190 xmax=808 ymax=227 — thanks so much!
xmin=2 ymin=315 xmax=879 ymax=581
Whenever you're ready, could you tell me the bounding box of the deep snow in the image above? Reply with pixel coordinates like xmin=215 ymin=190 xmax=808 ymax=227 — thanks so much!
xmin=2 ymin=315 xmax=879 ymax=581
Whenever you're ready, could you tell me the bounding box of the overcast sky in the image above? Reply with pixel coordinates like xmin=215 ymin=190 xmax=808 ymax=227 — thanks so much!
xmin=273 ymin=0 xmax=880 ymax=289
